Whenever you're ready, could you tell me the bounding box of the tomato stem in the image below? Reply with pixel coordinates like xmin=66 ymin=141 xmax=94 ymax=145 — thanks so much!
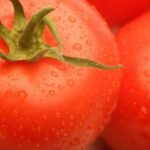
xmin=0 ymin=0 xmax=123 ymax=70
xmin=11 ymin=0 xmax=26 ymax=29
xmin=19 ymin=7 xmax=54 ymax=49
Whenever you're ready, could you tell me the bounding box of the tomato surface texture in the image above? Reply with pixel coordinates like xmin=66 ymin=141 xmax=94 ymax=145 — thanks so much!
xmin=103 ymin=11 xmax=150 ymax=150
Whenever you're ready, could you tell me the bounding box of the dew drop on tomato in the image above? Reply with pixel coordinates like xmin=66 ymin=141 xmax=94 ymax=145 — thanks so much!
xmin=82 ymin=14 xmax=89 ymax=21
xmin=55 ymin=112 xmax=60 ymax=118
xmin=87 ymin=124 xmax=95 ymax=131
xmin=51 ymin=71 xmax=59 ymax=78
xmin=48 ymin=90 xmax=55 ymax=96
xmin=37 ymin=126 xmax=41 ymax=133
xmin=53 ymin=16 xmax=61 ymax=22
xmin=17 ymin=90 xmax=28 ymax=101
xmin=35 ymin=144 xmax=41 ymax=149
xmin=69 ymin=138 xmax=80 ymax=147
xmin=144 ymin=70 xmax=150 ymax=77
xmin=72 ymin=43 xmax=82 ymax=51
xmin=69 ymin=115 xmax=74 ymax=120
xmin=67 ymin=80 xmax=75 ymax=88
xmin=140 ymin=106 xmax=148 ymax=114
xmin=58 ymin=84 xmax=64 ymax=91
xmin=61 ymin=120 xmax=65 ymax=127
xmin=29 ymin=1 xmax=35 ymax=7
xmin=43 ymin=136 xmax=49 ymax=142
xmin=86 ymin=39 xmax=93 ymax=47
xmin=69 ymin=122 xmax=73 ymax=127
xmin=68 ymin=16 xmax=76 ymax=23
xmin=139 ymin=106 xmax=148 ymax=119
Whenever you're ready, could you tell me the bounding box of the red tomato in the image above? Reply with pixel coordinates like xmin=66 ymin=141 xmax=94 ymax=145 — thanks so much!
xmin=89 ymin=138 xmax=111 ymax=150
xmin=103 ymin=11 xmax=150 ymax=150
xmin=0 ymin=0 xmax=121 ymax=150
xmin=88 ymin=0 xmax=150 ymax=26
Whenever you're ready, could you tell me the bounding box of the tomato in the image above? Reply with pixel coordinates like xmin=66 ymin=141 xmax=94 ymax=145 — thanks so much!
xmin=102 ymin=11 xmax=150 ymax=150
xmin=0 ymin=0 xmax=121 ymax=150
xmin=88 ymin=0 xmax=150 ymax=26
xmin=89 ymin=138 xmax=110 ymax=150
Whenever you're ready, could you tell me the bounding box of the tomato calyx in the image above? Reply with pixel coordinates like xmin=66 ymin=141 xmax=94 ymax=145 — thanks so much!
xmin=0 ymin=0 xmax=122 ymax=70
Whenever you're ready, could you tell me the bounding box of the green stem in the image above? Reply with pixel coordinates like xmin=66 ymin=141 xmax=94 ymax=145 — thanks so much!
xmin=10 ymin=0 xmax=26 ymax=29
xmin=63 ymin=56 xmax=123 ymax=70
xmin=44 ymin=17 xmax=64 ymax=54
xmin=0 ymin=0 xmax=123 ymax=71
xmin=19 ymin=7 xmax=54 ymax=49
xmin=0 ymin=21 xmax=11 ymax=44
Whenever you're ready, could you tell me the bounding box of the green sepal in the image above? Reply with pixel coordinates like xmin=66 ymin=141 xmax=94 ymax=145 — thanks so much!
xmin=44 ymin=17 xmax=64 ymax=54
xmin=10 ymin=0 xmax=27 ymax=29
xmin=0 ymin=21 xmax=11 ymax=43
xmin=0 ymin=0 xmax=123 ymax=71
xmin=62 ymin=56 xmax=123 ymax=70
xmin=19 ymin=7 xmax=54 ymax=49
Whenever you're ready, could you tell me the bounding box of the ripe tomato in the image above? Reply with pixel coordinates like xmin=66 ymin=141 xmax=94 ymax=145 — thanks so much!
xmin=0 ymin=0 xmax=121 ymax=150
xmin=103 ymin=11 xmax=150 ymax=150
xmin=89 ymin=138 xmax=110 ymax=150
xmin=88 ymin=0 xmax=150 ymax=26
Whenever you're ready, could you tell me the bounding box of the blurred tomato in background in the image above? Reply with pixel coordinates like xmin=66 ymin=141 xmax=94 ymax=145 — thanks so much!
xmin=103 ymin=11 xmax=150 ymax=150
xmin=88 ymin=0 xmax=150 ymax=26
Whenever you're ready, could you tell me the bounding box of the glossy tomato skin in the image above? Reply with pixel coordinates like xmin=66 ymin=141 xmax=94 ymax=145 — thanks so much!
xmin=103 ymin=11 xmax=150 ymax=150
xmin=88 ymin=0 xmax=150 ymax=26
xmin=0 ymin=0 xmax=121 ymax=150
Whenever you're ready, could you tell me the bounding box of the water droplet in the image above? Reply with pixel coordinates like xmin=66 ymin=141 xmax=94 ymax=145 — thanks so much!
xmin=87 ymin=124 xmax=95 ymax=130
xmin=69 ymin=138 xmax=80 ymax=147
xmin=68 ymin=16 xmax=76 ymax=23
xmin=55 ymin=131 xmax=60 ymax=138
xmin=29 ymin=2 xmax=35 ymax=7
xmin=57 ymin=65 xmax=66 ymax=71
xmin=48 ymin=90 xmax=55 ymax=96
xmin=58 ymin=85 xmax=64 ymax=91
xmin=56 ymin=112 xmax=60 ymax=118
xmin=95 ymin=102 xmax=101 ymax=108
xmin=53 ymin=16 xmax=61 ymax=22
xmin=86 ymin=39 xmax=92 ymax=46
xmin=35 ymin=144 xmax=41 ymax=149
xmin=52 ymin=127 xmax=56 ymax=131
xmin=69 ymin=122 xmax=73 ymax=127
xmin=72 ymin=43 xmax=82 ymax=51
xmin=140 ymin=106 xmax=148 ymax=114
xmin=67 ymin=80 xmax=75 ymax=88
xmin=69 ymin=115 xmax=74 ymax=120
xmin=37 ymin=126 xmax=41 ymax=133
xmin=139 ymin=106 xmax=148 ymax=119
xmin=144 ymin=70 xmax=150 ymax=77
xmin=14 ymin=109 xmax=18 ymax=116
xmin=51 ymin=71 xmax=59 ymax=77
xmin=17 ymin=90 xmax=28 ymax=101
xmin=83 ymin=14 xmax=89 ymax=20
xmin=5 ymin=89 xmax=12 ymax=95
xmin=18 ymin=125 xmax=23 ymax=131
xmin=63 ymin=132 xmax=68 ymax=137
xmin=61 ymin=121 xmax=65 ymax=126
xmin=43 ymin=137 xmax=49 ymax=142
